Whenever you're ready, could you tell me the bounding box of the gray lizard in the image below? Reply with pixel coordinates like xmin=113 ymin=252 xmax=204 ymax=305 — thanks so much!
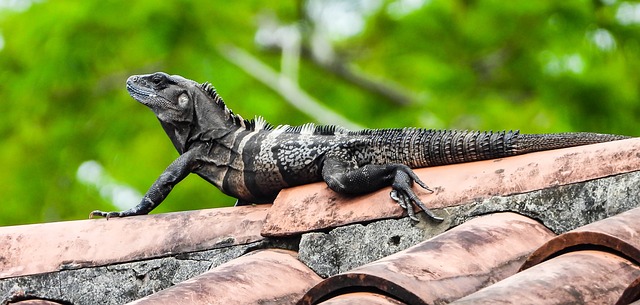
xmin=90 ymin=72 xmax=630 ymax=221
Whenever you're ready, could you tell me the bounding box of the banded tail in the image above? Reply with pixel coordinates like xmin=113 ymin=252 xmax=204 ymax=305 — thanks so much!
xmin=369 ymin=129 xmax=630 ymax=168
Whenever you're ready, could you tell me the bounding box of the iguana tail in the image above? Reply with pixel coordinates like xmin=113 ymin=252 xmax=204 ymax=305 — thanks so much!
xmin=514 ymin=132 xmax=630 ymax=154
xmin=371 ymin=129 xmax=629 ymax=168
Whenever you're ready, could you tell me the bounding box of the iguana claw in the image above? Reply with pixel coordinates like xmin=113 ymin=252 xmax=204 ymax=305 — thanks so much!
xmin=390 ymin=167 xmax=443 ymax=222
xmin=391 ymin=189 xmax=418 ymax=221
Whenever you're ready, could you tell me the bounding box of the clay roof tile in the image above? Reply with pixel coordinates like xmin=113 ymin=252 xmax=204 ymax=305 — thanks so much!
xmin=450 ymin=250 xmax=640 ymax=304
xmin=316 ymin=292 xmax=407 ymax=305
xmin=522 ymin=205 xmax=640 ymax=271
xmin=127 ymin=249 xmax=321 ymax=305
xmin=0 ymin=205 xmax=269 ymax=279
xmin=298 ymin=212 xmax=555 ymax=305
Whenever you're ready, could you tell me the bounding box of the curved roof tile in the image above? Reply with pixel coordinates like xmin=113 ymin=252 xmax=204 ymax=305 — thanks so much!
xmin=316 ymin=292 xmax=406 ymax=305
xmin=298 ymin=212 xmax=555 ymax=305
xmin=0 ymin=205 xmax=270 ymax=279
xmin=450 ymin=250 xmax=640 ymax=304
xmin=521 ymin=206 xmax=640 ymax=271
xmin=128 ymin=249 xmax=322 ymax=305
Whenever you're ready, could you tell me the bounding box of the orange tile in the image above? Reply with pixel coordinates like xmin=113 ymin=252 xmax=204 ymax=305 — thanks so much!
xmin=128 ymin=249 xmax=321 ymax=305
xmin=618 ymin=276 xmax=640 ymax=305
xmin=0 ymin=205 xmax=270 ymax=279
xmin=298 ymin=213 xmax=555 ymax=305
xmin=522 ymin=205 xmax=640 ymax=271
xmin=317 ymin=292 xmax=406 ymax=305
xmin=451 ymin=251 xmax=640 ymax=304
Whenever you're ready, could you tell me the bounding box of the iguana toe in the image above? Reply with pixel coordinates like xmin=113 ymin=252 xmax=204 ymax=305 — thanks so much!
xmin=89 ymin=210 xmax=123 ymax=220
xmin=392 ymin=169 xmax=443 ymax=222
xmin=391 ymin=189 xmax=418 ymax=221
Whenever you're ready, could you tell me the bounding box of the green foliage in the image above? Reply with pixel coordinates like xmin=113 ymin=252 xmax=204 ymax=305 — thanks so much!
xmin=0 ymin=0 xmax=638 ymax=225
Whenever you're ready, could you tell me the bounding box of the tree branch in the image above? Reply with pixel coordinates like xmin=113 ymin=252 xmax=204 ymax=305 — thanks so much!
xmin=307 ymin=50 xmax=416 ymax=106
xmin=218 ymin=44 xmax=362 ymax=130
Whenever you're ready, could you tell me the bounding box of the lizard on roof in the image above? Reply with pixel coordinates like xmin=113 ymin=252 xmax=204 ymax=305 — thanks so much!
xmin=90 ymin=72 xmax=630 ymax=221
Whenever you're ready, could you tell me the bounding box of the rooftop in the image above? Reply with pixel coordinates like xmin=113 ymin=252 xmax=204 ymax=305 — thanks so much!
xmin=2 ymin=138 xmax=640 ymax=304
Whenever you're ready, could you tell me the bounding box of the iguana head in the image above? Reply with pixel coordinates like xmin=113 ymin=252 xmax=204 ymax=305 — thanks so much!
xmin=126 ymin=72 xmax=238 ymax=153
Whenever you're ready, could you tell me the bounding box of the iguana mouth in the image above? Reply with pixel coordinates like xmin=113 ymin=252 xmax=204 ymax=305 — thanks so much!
xmin=126 ymin=81 xmax=155 ymax=102
xmin=126 ymin=80 xmax=177 ymax=110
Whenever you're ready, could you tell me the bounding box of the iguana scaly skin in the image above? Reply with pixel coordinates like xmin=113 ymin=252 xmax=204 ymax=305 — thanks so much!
xmin=90 ymin=72 xmax=630 ymax=221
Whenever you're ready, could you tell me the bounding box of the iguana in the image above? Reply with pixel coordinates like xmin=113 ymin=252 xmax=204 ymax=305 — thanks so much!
xmin=90 ymin=72 xmax=630 ymax=222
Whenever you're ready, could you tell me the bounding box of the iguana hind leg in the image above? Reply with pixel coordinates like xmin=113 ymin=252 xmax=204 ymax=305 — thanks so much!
xmin=321 ymin=159 xmax=443 ymax=222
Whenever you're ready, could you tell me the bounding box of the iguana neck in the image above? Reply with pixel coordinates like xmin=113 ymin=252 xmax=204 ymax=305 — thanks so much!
xmin=163 ymin=84 xmax=244 ymax=154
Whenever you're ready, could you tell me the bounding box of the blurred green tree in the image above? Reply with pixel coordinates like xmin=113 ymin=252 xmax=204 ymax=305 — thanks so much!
xmin=0 ymin=0 xmax=637 ymax=225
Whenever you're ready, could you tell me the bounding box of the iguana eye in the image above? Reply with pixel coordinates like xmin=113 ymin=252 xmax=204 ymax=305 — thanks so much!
xmin=151 ymin=74 xmax=163 ymax=84
xmin=178 ymin=93 xmax=190 ymax=108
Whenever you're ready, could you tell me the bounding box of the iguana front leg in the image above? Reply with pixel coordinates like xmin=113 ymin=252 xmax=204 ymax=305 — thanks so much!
xmin=90 ymin=149 xmax=198 ymax=219
xmin=321 ymin=159 xmax=444 ymax=222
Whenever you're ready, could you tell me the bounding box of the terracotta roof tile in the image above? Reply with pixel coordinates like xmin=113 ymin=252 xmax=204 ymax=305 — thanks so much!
xmin=316 ymin=292 xmax=406 ymax=305
xmin=450 ymin=206 xmax=640 ymax=304
xmin=127 ymin=249 xmax=322 ymax=305
xmin=262 ymin=138 xmax=640 ymax=236
xmin=618 ymin=277 xmax=640 ymax=305
xmin=450 ymin=250 xmax=640 ymax=304
xmin=298 ymin=212 xmax=555 ymax=305
xmin=522 ymin=205 xmax=640 ymax=270
xmin=0 ymin=205 xmax=269 ymax=279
